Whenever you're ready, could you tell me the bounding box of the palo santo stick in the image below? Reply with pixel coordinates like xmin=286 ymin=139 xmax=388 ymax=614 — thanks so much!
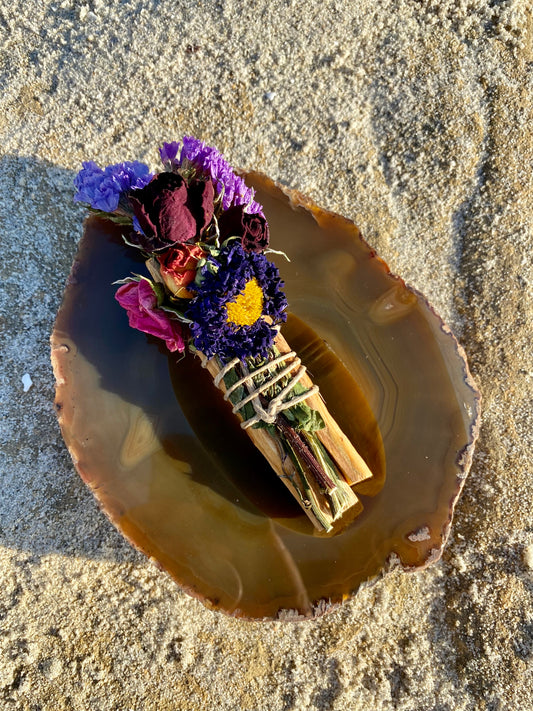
xmin=274 ymin=334 xmax=373 ymax=486
xmin=200 ymin=330 xmax=373 ymax=532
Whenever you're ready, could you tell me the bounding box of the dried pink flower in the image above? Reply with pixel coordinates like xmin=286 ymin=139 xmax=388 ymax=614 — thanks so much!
xmin=115 ymin=279 xmax=185 ymax=352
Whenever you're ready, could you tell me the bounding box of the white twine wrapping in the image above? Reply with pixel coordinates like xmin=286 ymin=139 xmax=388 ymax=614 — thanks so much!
xmin=199 ymin=351 xmax=319 ymax=429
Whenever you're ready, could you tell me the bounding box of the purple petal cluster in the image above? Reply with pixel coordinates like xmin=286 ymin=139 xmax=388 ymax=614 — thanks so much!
xmin=159 ymin=141 xmax=180 ymax=166
xmin=159 ymin=137 xmax=264 ymax=216
xmin=187 ymin=243 xmax=287 ymax=361
xmin=74 ymin=160 xmax=153 ymax=212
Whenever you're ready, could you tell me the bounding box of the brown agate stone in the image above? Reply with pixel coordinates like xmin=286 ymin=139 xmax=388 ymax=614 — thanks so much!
xmin=51 ymin=173 xmax=480 ymax=620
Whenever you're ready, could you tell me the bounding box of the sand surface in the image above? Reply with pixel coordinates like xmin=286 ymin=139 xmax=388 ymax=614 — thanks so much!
xmin=1 ymin=0 xmax=532 ymax=708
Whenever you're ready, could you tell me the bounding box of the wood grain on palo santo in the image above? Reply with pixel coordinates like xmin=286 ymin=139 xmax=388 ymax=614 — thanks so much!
xmin=199 ymin=329 xmax=374 ymax=533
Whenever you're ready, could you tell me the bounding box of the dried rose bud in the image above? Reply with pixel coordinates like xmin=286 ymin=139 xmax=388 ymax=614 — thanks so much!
xmin=158 ymin=244 xmax=205 ymax=298
xmin=128 ymin=172 xmax=214 ymax=250
xmin=218 ymin=205 xmax=270 ymax=252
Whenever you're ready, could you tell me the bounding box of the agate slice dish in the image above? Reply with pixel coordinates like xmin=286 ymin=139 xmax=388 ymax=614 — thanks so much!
xmin=51 ymin=172 xmax=481 ymax=620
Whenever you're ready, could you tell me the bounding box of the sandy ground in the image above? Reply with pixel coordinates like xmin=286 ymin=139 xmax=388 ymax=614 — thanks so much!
xmin=1 ymin=0 xmax=532 ymax=709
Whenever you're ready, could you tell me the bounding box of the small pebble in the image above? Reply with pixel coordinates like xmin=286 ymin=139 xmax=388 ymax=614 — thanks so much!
xmin=40 ymin=657 xmax=62 ymax=680
xmin=264 ymin=91 xmax=276 ymax=101
xmin=22 ymin=373 xmax=33 ymax=392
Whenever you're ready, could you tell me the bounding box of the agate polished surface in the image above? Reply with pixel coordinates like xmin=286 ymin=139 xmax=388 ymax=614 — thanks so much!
xmin=51 ymin=174 xmax=481 ymax=620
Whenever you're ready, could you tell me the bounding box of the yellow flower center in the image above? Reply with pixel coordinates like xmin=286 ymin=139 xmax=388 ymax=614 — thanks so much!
xmin=226 ymin=278 xmax=264 ymax=327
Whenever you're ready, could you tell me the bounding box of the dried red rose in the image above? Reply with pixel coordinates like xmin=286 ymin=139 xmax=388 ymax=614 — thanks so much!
xmin=217 ymin=205 xmax=270 ymax=252
xmin=128 ymin=172 xmax=214 ymax=250
xmin=158 ymin=243 xmax=205 ymax=298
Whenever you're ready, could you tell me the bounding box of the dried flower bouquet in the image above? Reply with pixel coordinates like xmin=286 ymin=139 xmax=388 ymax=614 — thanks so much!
xmin=73 ymin=137 xmax=373 ymax=532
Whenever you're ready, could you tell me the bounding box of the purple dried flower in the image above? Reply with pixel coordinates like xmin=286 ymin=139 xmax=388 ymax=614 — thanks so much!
xmin=132 ymin=215 xmax=144 ymax=234
xmin=74 ymin=160 xmax=153 ymax=213
xmin=164 ymin=136 xmax=264 ymax=216
xmin=187 ymin=243 xmax=287 ymax=361
xmin=159 ymin=141 xmax=180 ymax=167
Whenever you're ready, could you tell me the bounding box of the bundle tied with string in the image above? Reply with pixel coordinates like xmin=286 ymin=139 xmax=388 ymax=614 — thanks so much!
xmin=73 ymin=136 xmax=375 ymax=533
xmin=200 ymin=328 xmax=373 ymax=533
xmin=207 ymin=326 xmax=319 ymax=429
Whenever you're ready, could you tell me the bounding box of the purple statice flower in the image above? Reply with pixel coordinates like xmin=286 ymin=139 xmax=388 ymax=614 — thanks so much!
xmin=73 ymin=160 xmax=153 ymax=213
xmin=132 ymin=215 xmax=144 ymax=235
xmin=160 ymin=137 xmax=264 ymax=216
xmin=159 ymin=141 xmax=180 ymax=167
xmin=187 ymin=242 xmax=287 ymax=361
